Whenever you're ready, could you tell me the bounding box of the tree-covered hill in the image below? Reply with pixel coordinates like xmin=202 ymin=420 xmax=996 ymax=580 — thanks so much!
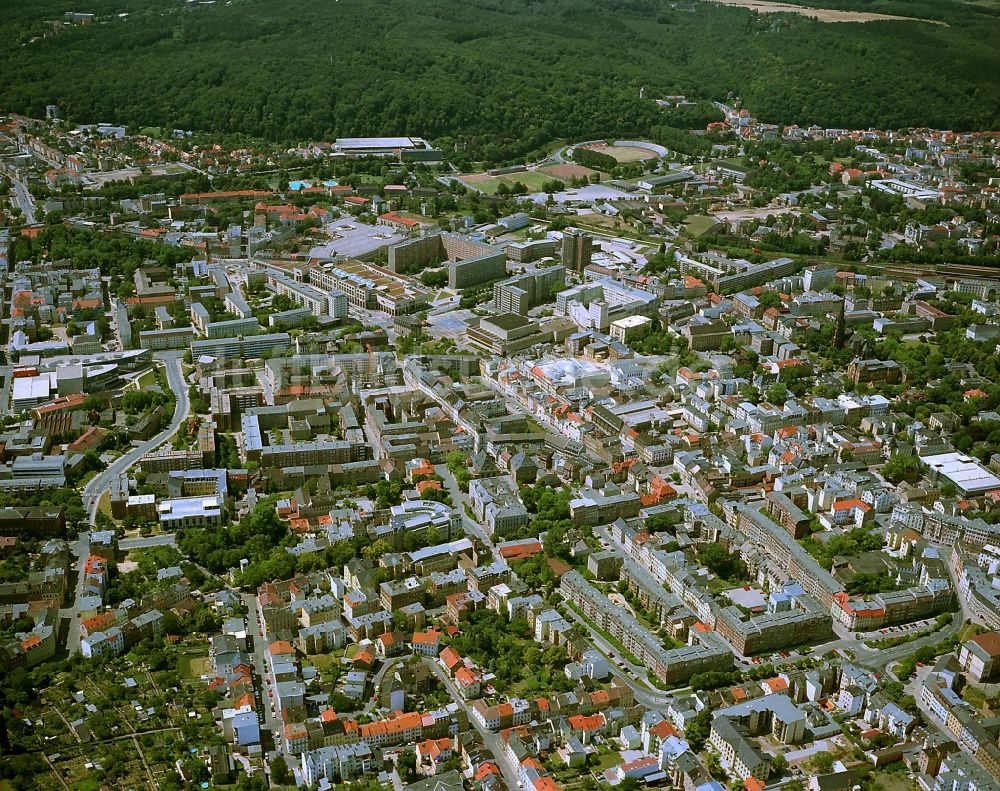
xmin=2 ymin=0 xmax=999 ymax=162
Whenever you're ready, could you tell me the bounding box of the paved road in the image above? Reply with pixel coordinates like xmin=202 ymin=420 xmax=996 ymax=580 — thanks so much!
xmin=63 ymin=353 xmax=190 ymax=654
xmin=0 ymin=364 xmax=12 ymax=417
xmin=59 ymin=531 xmax=95 ymax=654
xmin=119 ymin=534 xmax=177 ymax=551
xmin=241 ymin=592 xmax=284 ymax=761
xmin=12 ymin=177 xmax=36 ymax=225
xmin=435 ymin=464 xmax=498 ymax=560
xmin=82 ymin=351 xmax=190 ymax=523
xmin=254 ymin=368 xmax=275 ymax=406
xmin=365 ymin=657 xmax=406 ymax=714
xmin=425 ymin=659 xmax=523 ymax=789
xmin=559 ymin=599 xmax=673 ymax=708
xmin=856 ymin=612 xmax=964 ymax=674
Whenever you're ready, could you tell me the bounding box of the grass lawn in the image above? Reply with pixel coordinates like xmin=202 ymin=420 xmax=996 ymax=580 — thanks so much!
xmin=135 ymin=369 xmax=159 ymax=388
xmin=307 ymin=652 xmax=341 ymax=670
xmin=865 ymin=771 xmax=918 ymax=791
xmin=0 ymin=781 xmax=15 ymax=791
xmin=575 ymin=217 xmax=658 ymax=245
xmin=179 ymin=654 xmax=211 ymax=679
xmin=594 ymin=750 xmax=622 ymax=770
xmin=458 ymin=169 xmax=553 ymax=195
xmin=396 ymin=210 xmax=434 ymax=224
xmin=960 ymin=623 xmax=984 ymax=642
xmin=902 ymin=338 xmax=938 ymax=350
xmin=510 ymin=672 xmax=543 ymax=695
xmin=576 ymin=213 xmax=621 ymax=230
xmin=684 ymin=214 xmax=721 ymax=237
xmin=962 ymin=684 xmax=987 ymax=708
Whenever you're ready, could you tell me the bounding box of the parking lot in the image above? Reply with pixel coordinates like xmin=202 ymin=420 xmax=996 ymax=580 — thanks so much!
xmin=309 ymin=220 xmax=407 ymax=259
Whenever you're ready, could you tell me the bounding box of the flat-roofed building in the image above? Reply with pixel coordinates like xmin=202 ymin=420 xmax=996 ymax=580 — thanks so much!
xmin=922 ymin=452 xmax=1000 ymax=497
xmin=259 ymin=440 xmax=372 ymax=469
xmin=157 ymin=496 xmax=225 ymax=529
xmin=609 ymin=315 xmax=652 ymax=343
xmin=309 ymin=259 xmax=430 ymax=316
xmin=205 ymin=317 xmax=260 ymax=339
xmin=387 ymin=232 xmax=506 ymax=289
xmin=465 ymin=313 xmax=573 ymax=355
xmin=268 ymin=271 xmax=348 ymax=319
xmin=269 ymin=307 xmax=313 ymax=329
xmin=555 ymin=278 xmax=659 ymax=332
xmin=11 ymin=375 xmax=53 ymax=412
xmin=493 ymin=266 xmax=565 ymax=316
xmin=334 ymin=137 xmax=425 ymax=155
xmin=561 ymin=230 xmax=593 ymax=272
xmin=190 ymin=332 xmax=291 ymax=361
xmin=506 ymin=239 xmax=556 ymax=263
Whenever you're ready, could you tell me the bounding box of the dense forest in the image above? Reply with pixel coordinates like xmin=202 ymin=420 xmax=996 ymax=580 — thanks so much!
xmin=2 ymin=0 xmax=999 ymax=162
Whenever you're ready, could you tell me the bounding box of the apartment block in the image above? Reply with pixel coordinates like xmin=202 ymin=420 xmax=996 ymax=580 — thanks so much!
xmin=190 ymin=332 xmax=291 ymax=361
xmin=560 ymin=571 xmax=732 ymax=685
xmin=139 ymin=327 xmax=195 ymax=350
xmin=562 ymin=231 xmax=593 ymax=272
xmin=506 ymin=239 xmax=556 ymax=263
xmin=468 ymin=476 xmax=529 ymax=537
xmin=387 ymin=231 xmax=506 ymax=289
xmin=493 ymin=266 xmax=565 ymax=316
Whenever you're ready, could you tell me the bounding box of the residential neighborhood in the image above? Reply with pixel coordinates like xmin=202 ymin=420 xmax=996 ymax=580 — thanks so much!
xmin=1 ymin=103 xmax=1000 ymax=791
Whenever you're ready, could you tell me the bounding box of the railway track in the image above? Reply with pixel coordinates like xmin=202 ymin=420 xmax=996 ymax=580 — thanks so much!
xmin=870 ymin=260 xmax=1000 ymax=283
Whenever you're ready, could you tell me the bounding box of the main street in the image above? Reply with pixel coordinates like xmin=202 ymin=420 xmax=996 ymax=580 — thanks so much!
xmin=62 ymin=352 xmax=191 ymax=654
xmin=240 ymin=591 xmax=285 ymax=763
xmin=12 ymin=175 xmax=37 ymax=225
xmin=118 ymin=534 xmax=177 ymax=551
xmin=82 ymin=351 xmax=190 ymax=523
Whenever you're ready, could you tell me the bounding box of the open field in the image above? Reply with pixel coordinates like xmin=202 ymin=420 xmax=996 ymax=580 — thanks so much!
xmin=580 ymin=142 xmax=657 ymax=162
xmin=394 ymin=210 xmax=436 ymax=225
xmin=702 ymin=0 xmax=946 ymax=24
xmin=540 ymin=163 xmax=597 ymax=180
xmin=458 ymin=169 xmax=555 ymax=195
xmin=685 ymin=214 xmax=723 ymax=237
xmin=575 ymin=212 xmax=624 ymax=230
